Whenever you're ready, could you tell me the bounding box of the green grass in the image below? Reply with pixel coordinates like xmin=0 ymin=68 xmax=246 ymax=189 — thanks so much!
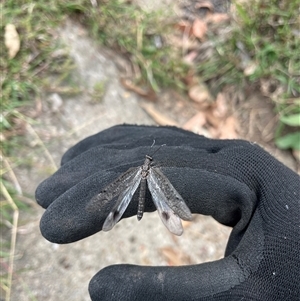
xmin=2 ymin=0 xmax=299 ymax=151
xmin=1 ymin=1 xmax=75 ymax=141
xmin=83 ymin=0 xmax=189 ymax=91
xmin=196 ymin=0 xmax=300 ymax=149
xmin=1 ymin=0 xmax=187 ymax=139
xmin=1 ymin=2 xmax=75 ymax=299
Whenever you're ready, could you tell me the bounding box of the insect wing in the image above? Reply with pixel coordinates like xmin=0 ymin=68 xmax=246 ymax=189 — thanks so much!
xmin=148 ymin=169 xmax=184 ymax=236
xmin=93 ymin=167 xmax=139 ymax=204
xmin=151 ymin=167 xmax=192 ymax=221
xmin=102 ymin=168 xmax=142 ymax=231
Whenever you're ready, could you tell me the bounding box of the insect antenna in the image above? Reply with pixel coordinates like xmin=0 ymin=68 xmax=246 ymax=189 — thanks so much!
xmin=149 ymin=142 xmax=166 ymax=157
xmin=150 ymin=139 xmax=156 ymax=148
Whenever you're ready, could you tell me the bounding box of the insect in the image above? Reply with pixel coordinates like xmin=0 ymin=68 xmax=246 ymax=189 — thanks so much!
xmin=101 ymin=147 xmax=192 ymax=235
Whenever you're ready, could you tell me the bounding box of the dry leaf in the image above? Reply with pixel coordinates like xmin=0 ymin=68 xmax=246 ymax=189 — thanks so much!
xmin=0 ymin=133 xmax=5 ymax=142
xmin=213 ymin=93 xmax=228 ymax=118
xmin=183 ymin=111 xmax=206 ymax=132
xmin=174 ymin=21 xmax=193 ymax=37
xmin=204 ymin=92 xmax=228 ymax=129
xmin=183 ymin=50 xmax=198 ymax=65
xmin=292 ymin=149 xmax=300 ymax=163
xmin=192 ymin=19 xmax=208 ymax=40
xmin=219 ymin=116 xmax=239 ymax=139
xmin=206 ymin=13 xmax=230 ymax=24
xmin=188 ymin=83 xmax=213 ymax=108
xmin=167 ymin=34 xmax=198 ymax=51
xmin=244 ymin=61 xmax=258 ymax=76
xmin=159 ymin=247 xmax=191 ymax=266
xmin=4 ymin=24 xmax=20 ymax=59
xmin=120 ymin=78 xmax=157 ymax=101
xmin=205 ymin=110 xmax=221 ymax=128
xmin=206 ymin=125 xmax=219 ymax=138
xmin=181 ymin=220 xmax=192 ymax=229
xmin=183 ymin=69 xmax=197 ymax=87
xmin=139 ymin=103 xmax=178 ymax=126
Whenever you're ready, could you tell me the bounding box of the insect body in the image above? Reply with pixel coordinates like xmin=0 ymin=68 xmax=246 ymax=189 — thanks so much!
xmin=102 ymin=154 xmax=192 ymax=235
xmin=137 ymin=155 xmax=152 ymax=221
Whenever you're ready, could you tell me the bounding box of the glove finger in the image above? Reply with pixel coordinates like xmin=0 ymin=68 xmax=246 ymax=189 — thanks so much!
xmin=38 ymin=145 xmax=256 ymax=243
xmin=88 ymin=253 xmax=256 ymax=301
xmin=61 ymin=124 xmax=199 ymax=165
xmin=38 ymin=125 xmax=205 ymax=208
xmin=36 ymin=129 xmax=247 ymax=209
xmin=36 ymin=147 xmax=142 ymax=209
xmin=89 ymin=197 xmax=299 ymax=301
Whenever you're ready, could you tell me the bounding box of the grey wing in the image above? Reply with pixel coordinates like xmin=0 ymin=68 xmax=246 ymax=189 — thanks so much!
xmin=102 ymin=168 xmax=142 ymax=231
xmin=92 ymin=167 xmax=140 ymax=205
xmin=151 ymin=167 xmax=192 ymax=221
xmin=148 ymin=169 xmax=184 ymax=236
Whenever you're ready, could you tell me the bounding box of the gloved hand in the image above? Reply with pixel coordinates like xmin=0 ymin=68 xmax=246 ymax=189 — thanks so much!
xmin=36 ymin=124 xmax=300 ymax=300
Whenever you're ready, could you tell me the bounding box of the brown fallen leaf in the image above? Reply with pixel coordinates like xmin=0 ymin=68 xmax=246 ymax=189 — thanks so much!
xmin=174 ymin=20 xmax=193 ymax=37
xmin=139 ymin=103 xmax=178 ymax=126
xmin=159 ymin=247 xmax=191 ymax=266
xmin=181 ymin=220 xmax=192 ymax=229
xmin=183 ymin=50 xmax=198 ymax=65
xmin=167 ymin=33 xmax=199 ymax=52
xmin=4 ymin=24 xmax=20 ymax=58
xmin=213 ymin=92 xmax=228 ymax=119
xmin=292 ymin=149 xmax=300 ymax=164
xmin=204 ymin=111 xmax=220 ymax=128
xmin=192 ymin=18 xmax=208 ymax=40
xmin=205 ymin=125 xmax=217 ymax=138
xmin=243 ymin=61 xmax=258 ymax=76
xmin=183 ymin=69 xmax=197 ymax=87
xmin=218 ymin=116 xmax=239 ymax=139
xmin=188 ymin=83 xmax=213 ymax=109
xmin=206 ymin=13 xmax=230 ymax=24
xmin=182 ymin=111 xmax=206 ymax=132
xmin=204 ymin=92 xmax=228 ymax=129
xmin=120 ymin=78 xmax=157 ymax=101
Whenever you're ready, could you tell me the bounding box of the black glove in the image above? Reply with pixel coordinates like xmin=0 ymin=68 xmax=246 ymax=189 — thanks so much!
xmin=36 ymin=124 xmax=300 ymax=300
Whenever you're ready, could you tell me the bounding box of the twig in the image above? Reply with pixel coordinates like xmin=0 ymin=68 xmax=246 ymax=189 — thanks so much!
xmin=0 ymin=152 xmax=22 ymax=195
xmin=1 ymin=182 xmax=19 ymax=301
xmin=90 ymin=0 xmax=97 ymax=7
xmin=136 ymin=15 xmax=143 ymax=52
xmin=139 ymin=102 xmax=178 ymax=126
xmin=26 ymin=124 xmax=57 ymax=171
